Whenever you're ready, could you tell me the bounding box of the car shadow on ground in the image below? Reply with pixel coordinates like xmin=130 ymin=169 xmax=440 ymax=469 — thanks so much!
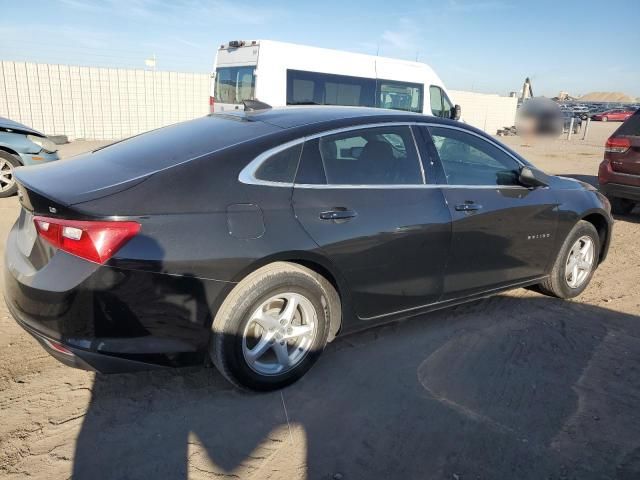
xmin=72 ymin=293 xmax=640 ymax=480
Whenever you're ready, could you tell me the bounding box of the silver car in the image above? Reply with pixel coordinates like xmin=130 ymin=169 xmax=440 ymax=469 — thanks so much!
xmin=0 ymin=117 xmax=59 ymax=197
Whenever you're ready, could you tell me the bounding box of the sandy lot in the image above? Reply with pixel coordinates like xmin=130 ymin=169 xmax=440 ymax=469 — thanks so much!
xmin=1 ymin=122 xmax=639 ymax=479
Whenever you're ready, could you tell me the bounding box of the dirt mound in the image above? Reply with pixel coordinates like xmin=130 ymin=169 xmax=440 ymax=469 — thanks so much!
xmin=579 ymin=91 xmax=636 ymax=103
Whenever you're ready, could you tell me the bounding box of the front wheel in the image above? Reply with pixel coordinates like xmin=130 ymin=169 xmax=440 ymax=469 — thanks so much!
xmin=602 ymin=116 xmax=608 ymax=122
xmin=210 ymin=262 xmax=340 ymax=391
xmin=0 ymin=151 xmax=20 ymax=198
xmin=538 ymin=221 xmax=599 ymax=299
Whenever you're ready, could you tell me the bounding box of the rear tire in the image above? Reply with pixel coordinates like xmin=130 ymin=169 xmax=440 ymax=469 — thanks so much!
xmin=210 ymin=262 xmax=340 ymax=391
xmin=539 ymin=221 xmax=599 ymax=299
xmin=609 ymin=196 xmax=635 ymax=215
xmin=0 ymin=151 xmax=20 ymax=198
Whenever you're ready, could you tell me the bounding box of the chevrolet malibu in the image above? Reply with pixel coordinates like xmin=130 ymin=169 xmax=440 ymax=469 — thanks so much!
xmin=3 ymin=106 xmax=613 ymax=390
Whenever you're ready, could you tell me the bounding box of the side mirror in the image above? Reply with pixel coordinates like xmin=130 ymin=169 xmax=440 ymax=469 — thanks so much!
xmin=451 ymin=104 xmax=462 ymax=121
xmin=519 ymin=166 xmax=549 ymax=188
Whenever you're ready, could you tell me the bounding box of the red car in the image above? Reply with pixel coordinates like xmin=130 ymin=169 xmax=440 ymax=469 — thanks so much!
xmin=598 ymin=109 xmax=640 ymax=214
xmin=592 ymin=108 xmax=635 ymax=122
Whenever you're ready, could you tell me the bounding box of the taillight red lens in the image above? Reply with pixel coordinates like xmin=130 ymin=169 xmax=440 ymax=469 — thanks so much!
xmin=34 ymin=216 xmax=140 ymax=264
xmin=605 ymin=137 xmax=631 ymax=153
xmin=209 ymin=96 xmax=215 ymax=113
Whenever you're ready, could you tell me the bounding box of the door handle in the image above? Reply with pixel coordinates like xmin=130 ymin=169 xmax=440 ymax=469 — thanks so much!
xmin=319 ymin=209 xmax=357 ymax=221
xmin=455 ymin=203 xmax=483 ymax=212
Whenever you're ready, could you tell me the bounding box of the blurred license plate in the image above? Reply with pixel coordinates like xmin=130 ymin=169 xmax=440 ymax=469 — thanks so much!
xmin=17 ymin=210 xmax=37 ymax=257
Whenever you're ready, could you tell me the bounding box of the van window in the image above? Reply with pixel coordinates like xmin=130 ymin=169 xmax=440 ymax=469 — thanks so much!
xmin=429 ymin=86 xmax=454 ymax=119
xmin=215 ymin=66 xmax=255 ymax=104
xmin=287 ymin=70 xmax=376 ymax=107
xmin=377 ymin=81 xmax=423 ymax=113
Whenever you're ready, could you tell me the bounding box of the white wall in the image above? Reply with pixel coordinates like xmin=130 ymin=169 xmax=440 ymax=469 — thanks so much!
xmin=449 ymin=90 xmax=517 ymax=135
xmin=0 ymin=61 xmax=515 ymax=139
xmin=0 ymin=61 xmax=210 ymax=140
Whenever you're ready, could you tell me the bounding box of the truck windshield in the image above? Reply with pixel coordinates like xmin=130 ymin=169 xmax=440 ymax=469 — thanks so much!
xmin=215 ymin=66 xmax=256 ymax=104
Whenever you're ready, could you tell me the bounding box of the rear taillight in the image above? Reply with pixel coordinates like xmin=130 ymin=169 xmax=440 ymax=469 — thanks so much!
xmin=209 ymin=96 xmax=215 ymax=113
xmin=34 ymin=216 xmax=140 ymax=264
xmin=605 ymin=137 xmax=631 ymax=153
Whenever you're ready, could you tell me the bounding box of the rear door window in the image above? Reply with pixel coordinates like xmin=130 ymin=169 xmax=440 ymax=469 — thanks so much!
xmin=297 ymin=125 xmax=424 ymax=185
xmin=215 ymin=66 xmax=256 ymax=104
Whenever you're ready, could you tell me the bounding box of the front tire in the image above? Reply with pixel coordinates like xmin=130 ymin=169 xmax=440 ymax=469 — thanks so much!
xmin=210 ymin=262 xmax=340 ymax=391
xmin=539 ymin=221 xmax=599 ymax=299
xmin=602 ymin=116 xmax=608 ymax=122
xmin=0 ymin=151 xmax=20 ymax=198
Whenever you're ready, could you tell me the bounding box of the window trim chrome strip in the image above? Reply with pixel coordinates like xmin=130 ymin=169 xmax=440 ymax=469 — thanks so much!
xmin=409 ymin=125 xmax=427 ymax=184
xmin=238 ymin=121 xmax=527 ymax=189
xmin=238 ymin=137 xmax=305 ymax=187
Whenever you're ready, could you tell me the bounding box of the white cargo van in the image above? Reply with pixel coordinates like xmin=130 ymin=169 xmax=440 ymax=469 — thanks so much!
xmin=210 ymin=40 xmax=460 ymax=119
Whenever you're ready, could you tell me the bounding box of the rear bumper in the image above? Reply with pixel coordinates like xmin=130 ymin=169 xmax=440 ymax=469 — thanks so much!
xmin=9 ymin=307 xmax=166 ymax=373
xmin=600 ymin=183 xmax=640 ymax=202
xmin=3 ymin=218 xmax=232 ymax=373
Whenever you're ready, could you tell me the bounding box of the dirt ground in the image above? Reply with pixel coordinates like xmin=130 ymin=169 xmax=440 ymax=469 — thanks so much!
xmin=1 ymin=122 xmax=639 ymax=479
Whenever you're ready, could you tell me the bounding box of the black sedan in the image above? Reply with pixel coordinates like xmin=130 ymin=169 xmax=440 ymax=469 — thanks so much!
xmin=3 ymin=106 xmax=613 ymax=390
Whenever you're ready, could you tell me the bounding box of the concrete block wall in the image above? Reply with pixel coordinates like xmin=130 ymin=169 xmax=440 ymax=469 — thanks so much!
xmin=449 ymin=90 xmax=518 ymax=135
xmin=0 ymin=61 xmax=210 ymax=140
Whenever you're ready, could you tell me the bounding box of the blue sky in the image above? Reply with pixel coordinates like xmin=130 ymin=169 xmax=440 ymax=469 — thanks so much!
xmin=1 ymin=0 xmax=638 ymax=97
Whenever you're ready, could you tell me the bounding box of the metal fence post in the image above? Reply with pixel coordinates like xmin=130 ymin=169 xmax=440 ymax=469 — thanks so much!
xmin=582 ymin=118 xmax=591 ymax=141
xmin=568 ymin=117 xmax=574 ymax=140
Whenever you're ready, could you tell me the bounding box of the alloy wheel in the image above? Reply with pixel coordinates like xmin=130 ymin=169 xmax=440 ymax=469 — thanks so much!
xmin=565 ymin=235 xmax=595 ymax=289
xmin=242 ymin=292 xmax=317 ymax=375
xmin=0 ymin=158 xmax=15 ymax=193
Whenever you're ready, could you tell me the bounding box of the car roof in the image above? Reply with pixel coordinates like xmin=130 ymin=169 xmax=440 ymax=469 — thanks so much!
xmin=214 ymin=106 xmax=422 ymax=129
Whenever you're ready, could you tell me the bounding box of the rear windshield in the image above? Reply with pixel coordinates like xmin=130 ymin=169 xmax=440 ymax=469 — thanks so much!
xmin=215 ymin=66 xmax=256 ymax=104
xmin=15 ymin=115 xmax=281 ymax=206
xmin=616 ymin=110 xmax=640 ymax=136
